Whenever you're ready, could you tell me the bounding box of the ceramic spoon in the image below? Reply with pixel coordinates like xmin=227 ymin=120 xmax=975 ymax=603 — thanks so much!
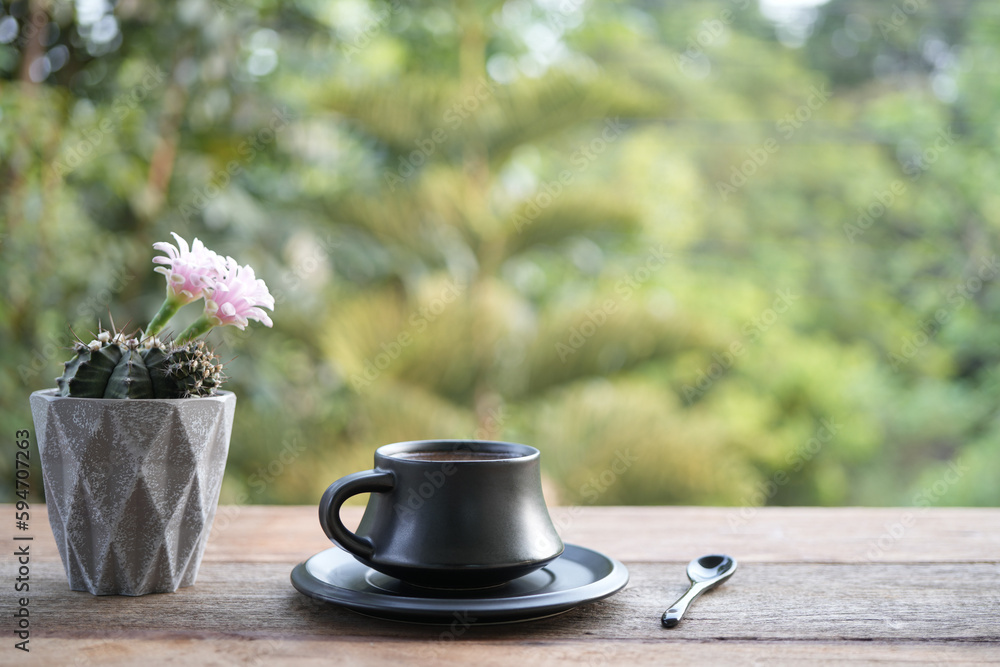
xmin=661 ymin=554 xmax=737 ymax=628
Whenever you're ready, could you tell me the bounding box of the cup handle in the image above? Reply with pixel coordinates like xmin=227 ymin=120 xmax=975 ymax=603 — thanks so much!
xmin=319 ymin=469 xmax=395 ymax=560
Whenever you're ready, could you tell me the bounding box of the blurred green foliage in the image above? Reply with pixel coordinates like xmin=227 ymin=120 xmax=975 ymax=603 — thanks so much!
xmin=1 ymin=0 xmax=998 ymax=509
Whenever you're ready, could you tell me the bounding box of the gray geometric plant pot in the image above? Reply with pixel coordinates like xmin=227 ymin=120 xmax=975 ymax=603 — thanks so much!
xmin=29 ymin=389 xmax=236 ymax=596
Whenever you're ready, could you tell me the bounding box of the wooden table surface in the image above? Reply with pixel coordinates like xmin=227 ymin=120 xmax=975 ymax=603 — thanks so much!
xmin=5 ymin=505 xmax=999 ymax=665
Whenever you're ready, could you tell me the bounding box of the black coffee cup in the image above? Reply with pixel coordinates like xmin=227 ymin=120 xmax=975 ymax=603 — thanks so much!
xmin=319 ymin=439 xmax=564 ymax=588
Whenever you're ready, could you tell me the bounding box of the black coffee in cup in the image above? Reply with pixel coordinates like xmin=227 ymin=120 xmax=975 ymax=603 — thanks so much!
xmin=392 ymin=449 xmax=524 ymax=462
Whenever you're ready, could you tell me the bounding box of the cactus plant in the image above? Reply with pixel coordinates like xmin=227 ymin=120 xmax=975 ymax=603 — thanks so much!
xmin=53 ymin=232 xmax=272 ymax=399
xmin=34 ymin=232 xmax=270 ymax=597
xmin=57 ymin=329 xmax=226 ymax=399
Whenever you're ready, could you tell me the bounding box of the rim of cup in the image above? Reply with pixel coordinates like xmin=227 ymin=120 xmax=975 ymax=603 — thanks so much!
xmin=377 ymin=439 xmax=539 ymax=463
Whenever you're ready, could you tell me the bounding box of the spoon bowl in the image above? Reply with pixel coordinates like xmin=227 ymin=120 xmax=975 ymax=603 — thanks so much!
xmin=662 ymin=554 xmax=737 ymax=628
xmin=688 ymin=554 xmax=736 ymax=583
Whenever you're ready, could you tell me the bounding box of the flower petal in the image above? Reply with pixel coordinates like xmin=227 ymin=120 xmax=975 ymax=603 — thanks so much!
xmin=152 ymin=233 xmax=225 ymax=304
xmin=200 ymin=257 xmax=275 ymax=330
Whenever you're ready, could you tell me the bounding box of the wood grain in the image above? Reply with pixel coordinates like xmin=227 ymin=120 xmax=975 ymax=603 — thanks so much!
xmin=23 ymin=639 xmax=1000 ymax=667
xmin=5 ymin=505 xmax=999 ymax=665
xmin=23 ymin=561 xmax=1000 ymax=641
xmin=23 ymin=506 xmax=1000 ymax=564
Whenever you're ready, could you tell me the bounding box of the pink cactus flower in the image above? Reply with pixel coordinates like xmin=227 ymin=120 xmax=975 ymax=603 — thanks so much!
xmin=203 ymin=257 xmax=275 ymax=330
xmin=152 ymin=232 xmax=225 ymax=304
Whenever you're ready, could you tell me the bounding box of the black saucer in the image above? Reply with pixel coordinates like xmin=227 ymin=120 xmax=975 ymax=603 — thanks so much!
xmin=291 ymin=543 xmax=629 ymax=624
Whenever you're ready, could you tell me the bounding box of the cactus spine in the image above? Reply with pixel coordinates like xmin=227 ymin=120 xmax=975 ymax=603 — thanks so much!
xmin=57 ymin=329 xmax=226 ymax=399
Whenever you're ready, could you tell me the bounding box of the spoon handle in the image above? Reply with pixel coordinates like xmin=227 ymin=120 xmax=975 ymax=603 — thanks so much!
xmin=662 ymin=581 xmax=711 ymax=628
